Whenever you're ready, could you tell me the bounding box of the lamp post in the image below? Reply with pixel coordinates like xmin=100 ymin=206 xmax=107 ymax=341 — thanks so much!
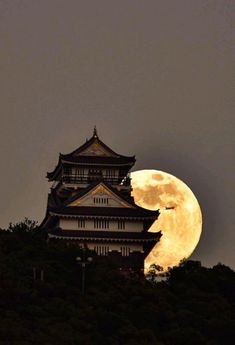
xmin=76 ymin=250 xmax=93 ymax=295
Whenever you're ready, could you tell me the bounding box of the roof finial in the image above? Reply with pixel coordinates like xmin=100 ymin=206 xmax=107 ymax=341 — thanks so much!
xmin=93 ymin=125 xmax=98 ymax=138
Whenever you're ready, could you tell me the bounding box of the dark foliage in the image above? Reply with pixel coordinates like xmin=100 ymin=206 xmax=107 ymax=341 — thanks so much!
xmin=0 ymin=219 xmax=234 ymax=345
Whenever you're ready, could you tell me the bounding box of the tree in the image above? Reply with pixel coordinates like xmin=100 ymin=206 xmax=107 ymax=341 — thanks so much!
xmin=0 ymin=219 xmax=235 ymax=344
xmin=146 ymin=263 xmax=164 ymax=282
xmin=8 ymin=218 xmax=38 ymax=233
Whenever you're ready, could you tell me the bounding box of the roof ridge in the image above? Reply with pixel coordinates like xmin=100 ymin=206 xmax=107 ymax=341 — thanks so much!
xmin=60 ymin=132 xmax=135 ymax=159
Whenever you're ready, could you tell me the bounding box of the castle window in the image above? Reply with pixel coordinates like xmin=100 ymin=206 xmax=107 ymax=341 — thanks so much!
xmin=78 ymin=219 xmax=85 ymax=228
xmin=106 ymin=169 xmax=115 ymax=178
xmin=94 ymin=219 xmax=109 ymax=229
xmin=118 ymin=220 xmax=125 ymax=230
xmin=74 ymin=168 xmax=84 ymax=176
xmin=94 ymin=246 xmax=109 ymax=256
xmin=89 ymin=169 xmax=102 ymax=180
xmin=94 ymin=197 xmax=109 ymax=205
xmin=72 ymin=168 xmax=85 ymax=182
xmin=121 ymin=247 xmax=130 ymax=256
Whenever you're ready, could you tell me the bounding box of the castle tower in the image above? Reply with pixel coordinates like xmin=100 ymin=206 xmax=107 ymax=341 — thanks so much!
xmin=41 ymin=128 xmax=161 ymax=270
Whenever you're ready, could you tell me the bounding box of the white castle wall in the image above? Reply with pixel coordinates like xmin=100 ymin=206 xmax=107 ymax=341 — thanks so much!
xmin=59 ymin=219 xmax=143 ymax=232
xmin=87 ymin=242 xmax=144 ymax=255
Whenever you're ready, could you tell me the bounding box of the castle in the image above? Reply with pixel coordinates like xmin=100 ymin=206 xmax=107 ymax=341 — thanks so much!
xmin=41 ymin=128 xmax=161 ymax=270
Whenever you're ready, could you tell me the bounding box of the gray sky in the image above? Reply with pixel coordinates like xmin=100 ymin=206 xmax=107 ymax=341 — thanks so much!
xmin=0 ymin=0 xmax=234 ymax=269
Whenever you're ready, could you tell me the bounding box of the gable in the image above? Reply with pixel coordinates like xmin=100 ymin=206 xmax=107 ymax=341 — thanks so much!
xmin=68 ymin=183 xmax=134 ymax=208
xmin=76 ymin=142 xmax=118 ymax=157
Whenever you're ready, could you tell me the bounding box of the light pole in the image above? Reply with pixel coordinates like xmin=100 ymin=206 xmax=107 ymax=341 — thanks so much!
xmin=76 ymin=250 xmax=93 ymax=295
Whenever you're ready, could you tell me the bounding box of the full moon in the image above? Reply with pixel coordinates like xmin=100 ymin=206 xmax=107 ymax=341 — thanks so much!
xmin=131 ymin=170 xmax=202 ymax=271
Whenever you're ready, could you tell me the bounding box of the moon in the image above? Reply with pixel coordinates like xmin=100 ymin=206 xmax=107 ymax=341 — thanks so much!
xmin=130 ymin=170 xmax=202 ymax=272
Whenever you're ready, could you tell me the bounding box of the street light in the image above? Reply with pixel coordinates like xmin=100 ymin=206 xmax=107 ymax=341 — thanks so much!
xmin=76 ymin=250 xmax=93 ymax=295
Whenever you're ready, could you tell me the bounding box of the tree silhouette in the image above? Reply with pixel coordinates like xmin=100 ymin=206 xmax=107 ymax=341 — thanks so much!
xmin=0 ymin=219 xmax=234 ymax=345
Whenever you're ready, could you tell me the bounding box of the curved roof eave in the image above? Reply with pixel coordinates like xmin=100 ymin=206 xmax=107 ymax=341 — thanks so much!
xmin=60 ymin=134 xmax=135 ymax=160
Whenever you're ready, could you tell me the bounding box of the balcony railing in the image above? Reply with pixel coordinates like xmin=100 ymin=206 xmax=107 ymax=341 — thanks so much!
xmin=61 ymin=175 xmax=131 ymax=186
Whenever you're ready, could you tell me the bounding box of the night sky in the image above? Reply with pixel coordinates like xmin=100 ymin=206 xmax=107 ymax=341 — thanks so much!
xmin=0 ymin=1 xmax=234 ymax=269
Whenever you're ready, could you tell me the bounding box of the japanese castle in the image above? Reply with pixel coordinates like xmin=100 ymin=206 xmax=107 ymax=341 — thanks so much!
xmin=41 ymin=128 xmax=161 ymax=270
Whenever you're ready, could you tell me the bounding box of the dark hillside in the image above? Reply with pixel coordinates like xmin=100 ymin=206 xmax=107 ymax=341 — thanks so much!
xmin=0 ymin=220 xmax=234 ymax=345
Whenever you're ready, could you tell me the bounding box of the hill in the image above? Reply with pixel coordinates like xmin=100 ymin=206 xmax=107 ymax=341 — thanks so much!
xmin=0 ymin=219 xmax=234 ymax=345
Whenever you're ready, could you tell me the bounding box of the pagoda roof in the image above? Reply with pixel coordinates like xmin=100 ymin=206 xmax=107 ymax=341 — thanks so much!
xmin=61 ymin=155 xmax=134 ymax=165
xmin=49 ymin=206 xmax=158 ymax=220
xmin=47 ymin=179 xmax=160 ymax=222
xmin=48 ymin=228 xmax=162 ymax=243
xmin=47 ymin=128 xmax=135 ymax=181
xmin=63 ymin=179 xmax=136 ymax=207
